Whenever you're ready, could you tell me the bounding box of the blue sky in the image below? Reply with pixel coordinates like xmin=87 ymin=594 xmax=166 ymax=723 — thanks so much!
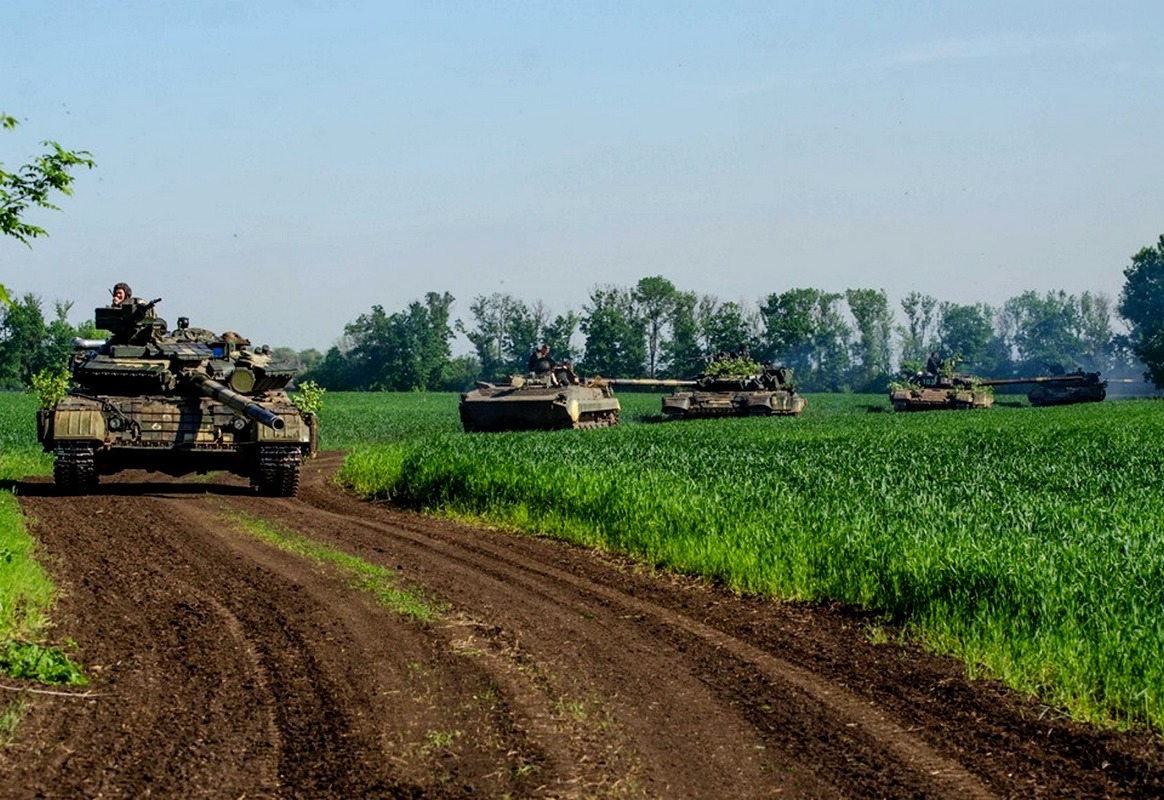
xmin=3 ymin=1 xmax=1162 ymax=351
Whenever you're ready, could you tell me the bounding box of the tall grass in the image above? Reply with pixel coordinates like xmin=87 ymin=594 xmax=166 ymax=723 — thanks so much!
xmin=0 ymin=392 xmax=57 ymax=646
xmin=336 ymin=393 xmax=1164 ymax=731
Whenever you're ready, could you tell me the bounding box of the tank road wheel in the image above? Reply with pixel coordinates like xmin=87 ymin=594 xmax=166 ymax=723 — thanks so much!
xmin=254 ymin=445 xmax=302 ymax=498
xmin=53 ymin=443 xmax=98 ymax=495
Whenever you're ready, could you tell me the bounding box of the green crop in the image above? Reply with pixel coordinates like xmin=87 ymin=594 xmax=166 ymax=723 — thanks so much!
xmin=6 ymin=388 xmax=1164 ymax=731
xmin=336 ymin=393 xmax=1164 ymax=732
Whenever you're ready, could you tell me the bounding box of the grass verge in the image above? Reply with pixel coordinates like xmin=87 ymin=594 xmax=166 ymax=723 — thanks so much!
xmin=0 ymin=393 xmax=85 ymax=688
xmin=221 ymin=510 xmax=443 ymax=621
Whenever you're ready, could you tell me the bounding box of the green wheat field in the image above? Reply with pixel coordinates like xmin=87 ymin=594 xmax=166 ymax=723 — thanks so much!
xmin=3 ymin=389 xmax=1163 ymax=732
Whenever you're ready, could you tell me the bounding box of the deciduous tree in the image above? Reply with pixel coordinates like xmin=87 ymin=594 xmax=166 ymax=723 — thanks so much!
xmin=899 ymin=291 xmax=938 ymax=365
xmin=336 ymin=292 xmax=455 ymax=391
xmin=1 ymin=114 xmax=95 ymax=305
xmin=632 ymin=276 xmax=678 ymax=377
xmin=1118 ymin=234 xmax=1164 ymax=386
xmin=456 ymin=293 xmax=529 ymax=380
xmin=1003 ymin=291 xmax=1086 ymax=375
xmin=0 ymin=294 xmax=87 ymax=388
xmin=660 ymin=290 xmax=702 ymax=377
xmin=696 ymin=297 xmax=756 ymax=358
xmin=936 ymin=302 xmax=998 ymax=374
xmin=760 ymin=288 xmax=850 ymax=390
xmin=579 ymin=285 xmax=644 ymax=377
xmin=845 ymin=288 xmax=893 ymax=390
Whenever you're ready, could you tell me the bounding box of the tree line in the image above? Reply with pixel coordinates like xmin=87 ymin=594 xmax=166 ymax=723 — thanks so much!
xmin=298 ymin=271 xmax=1156 ymax=393
xmin=4 ymin=244 xmax=1163 ymax=393
xmin=6 ymin=115 xmax=1164 ymax=393
xmin=6 ymin=240 xmax=1164 ymax=393
xmin=4 ymin=112 xmax=1164 ymax=393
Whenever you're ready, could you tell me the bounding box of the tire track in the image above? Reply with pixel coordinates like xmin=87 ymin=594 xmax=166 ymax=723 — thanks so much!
xmin=259 ymin=490 xmax=995 ymax=800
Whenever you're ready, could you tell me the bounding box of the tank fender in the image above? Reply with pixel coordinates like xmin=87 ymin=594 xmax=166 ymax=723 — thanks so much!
xmin=256 ymin=413 xmax=312 ymax=445
xmin=52 ymin=406 xmax=107 ymax=441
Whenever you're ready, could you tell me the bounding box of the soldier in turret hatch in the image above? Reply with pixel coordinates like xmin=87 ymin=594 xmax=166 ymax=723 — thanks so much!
xmin=926 ymin=351 xmax=942 ymax=376
xmin=111 ymin=282 xmax=133 ymax=306
xmin=528 ymin=343 xmax=560 ymax=386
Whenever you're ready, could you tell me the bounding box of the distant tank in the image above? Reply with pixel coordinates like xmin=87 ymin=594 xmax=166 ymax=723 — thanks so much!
xmin=459 ymin=364 xmax=620 ymax=432
xmin=613 ymin=360 xmax=807 ymax=419
xmin=37 ymin=296 xmax=316 ymax=496
xmin=979 ymin=371 xmax=1108 ymax=406
xmin=889 ymin=372 xmax=994 ymax=412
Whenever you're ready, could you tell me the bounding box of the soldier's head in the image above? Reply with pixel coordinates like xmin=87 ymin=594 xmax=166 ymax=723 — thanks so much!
xmin=111 ymin=282 xmax=133 ymax=305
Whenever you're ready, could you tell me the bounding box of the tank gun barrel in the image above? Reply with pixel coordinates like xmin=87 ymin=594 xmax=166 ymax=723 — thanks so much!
xmin=605 ymin=379 xmax=693 ymax=388
xmin=185 ymin=372 xmax=285 ymax=430
xmin=979 ymin=374 xmax=1099 ymax=386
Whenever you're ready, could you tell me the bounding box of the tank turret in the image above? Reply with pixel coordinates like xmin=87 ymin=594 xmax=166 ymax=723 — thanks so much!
xmin=38 ymin=296 xmax=315 ymax=496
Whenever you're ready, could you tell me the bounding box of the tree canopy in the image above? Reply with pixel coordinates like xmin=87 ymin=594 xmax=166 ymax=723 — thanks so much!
xmin=1119 ymin=234 xmax=1164 ymax=387
xmin=1 ymin=113 xmax=95 ymax=307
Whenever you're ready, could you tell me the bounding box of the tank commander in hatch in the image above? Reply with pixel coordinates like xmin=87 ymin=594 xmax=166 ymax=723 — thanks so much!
xmin=528 ymin=343 xmax=559 ymax=385
xmin=110 ymin=282 xmax=133 ymax=306
xmin=926 ymin=351 xmax=942 ymax=377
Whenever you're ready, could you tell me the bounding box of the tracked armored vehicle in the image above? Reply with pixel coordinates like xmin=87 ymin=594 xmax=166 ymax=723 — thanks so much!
xmin=37 ymin=296 xmax=316 ymax=496
xmin=614 ymin=362 xmax=807 ymax=419
xmin=889 ymin=372 xmax=994 ymax=412
xmin=980 ymin=371 xmax=1107 ymax=406
xmin=459 ymin=365 xmax=620 ymax=432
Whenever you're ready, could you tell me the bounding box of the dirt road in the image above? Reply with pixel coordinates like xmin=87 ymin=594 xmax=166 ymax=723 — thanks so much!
xmin=3 ymin=452 xmax=1162 ymax=798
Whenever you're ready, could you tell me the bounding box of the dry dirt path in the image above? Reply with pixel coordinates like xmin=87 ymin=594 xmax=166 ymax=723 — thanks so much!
xmin=3 ymin=452 xmax=1162 ymax=798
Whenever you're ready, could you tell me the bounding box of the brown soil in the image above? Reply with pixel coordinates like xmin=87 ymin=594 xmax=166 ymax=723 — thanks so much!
xmin=3 ymin=452 xmax=1162 ymax=798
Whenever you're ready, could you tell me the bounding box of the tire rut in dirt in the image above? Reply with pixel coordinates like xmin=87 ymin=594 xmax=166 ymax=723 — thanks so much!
xmin=6 ymin=454 xmax=1164 ymax=799
xmin=5 ymin=485 xmax=540 ymax=798
xmin=266 ymin=487 xmax=991 ymax=799
xmin=285 ymin=456 xmax=1164 ymax=799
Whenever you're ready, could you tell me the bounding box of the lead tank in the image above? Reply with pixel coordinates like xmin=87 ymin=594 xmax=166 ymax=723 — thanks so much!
xmin=614 ymin=360 xmax=807 ymax=418
xmin=459 ymin=364 xmax=620 ymax=432
xmin=36 ymin=296 xmax=316 ymax=496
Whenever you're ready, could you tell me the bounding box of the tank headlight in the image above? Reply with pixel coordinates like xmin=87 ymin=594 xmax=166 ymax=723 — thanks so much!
xmin=231 ymin=416 xmax=248 ymax=431
xmin=108 ymin=416 xmax=123 ymax=431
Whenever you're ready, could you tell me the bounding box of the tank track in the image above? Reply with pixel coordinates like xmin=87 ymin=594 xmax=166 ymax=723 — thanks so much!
xmin=53 ymin=443 xmax=98 ymax=495
xmin=253 ymin=445 xmax=302 ymax=497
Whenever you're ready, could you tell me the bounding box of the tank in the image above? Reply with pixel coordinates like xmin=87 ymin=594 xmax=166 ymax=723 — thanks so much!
xmin=889 ymin=372 xmax=994 ymax=411
xmin=36 ymin=297 xmax=317 ymax=496
xmin=459 ymin=365 xmax=620 ymax=432
xmin=979 ymin=371 xmax=1107 ymax=406
xmin=613 ymin=363 xmax=807 ymax=419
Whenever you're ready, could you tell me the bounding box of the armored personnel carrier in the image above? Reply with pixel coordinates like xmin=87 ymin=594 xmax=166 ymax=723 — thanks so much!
xmin=980 ymin=371 xmax=1107 ymax=406
xmin=889 ymin=372 xmax=994 ymax=412
xmin=459 ymin=364 xmax=620 ymax=432
xmin=614 ymin=360 xmax=807 ymax=419
xmin=37 ymin=296 xmax=316 ymax=496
